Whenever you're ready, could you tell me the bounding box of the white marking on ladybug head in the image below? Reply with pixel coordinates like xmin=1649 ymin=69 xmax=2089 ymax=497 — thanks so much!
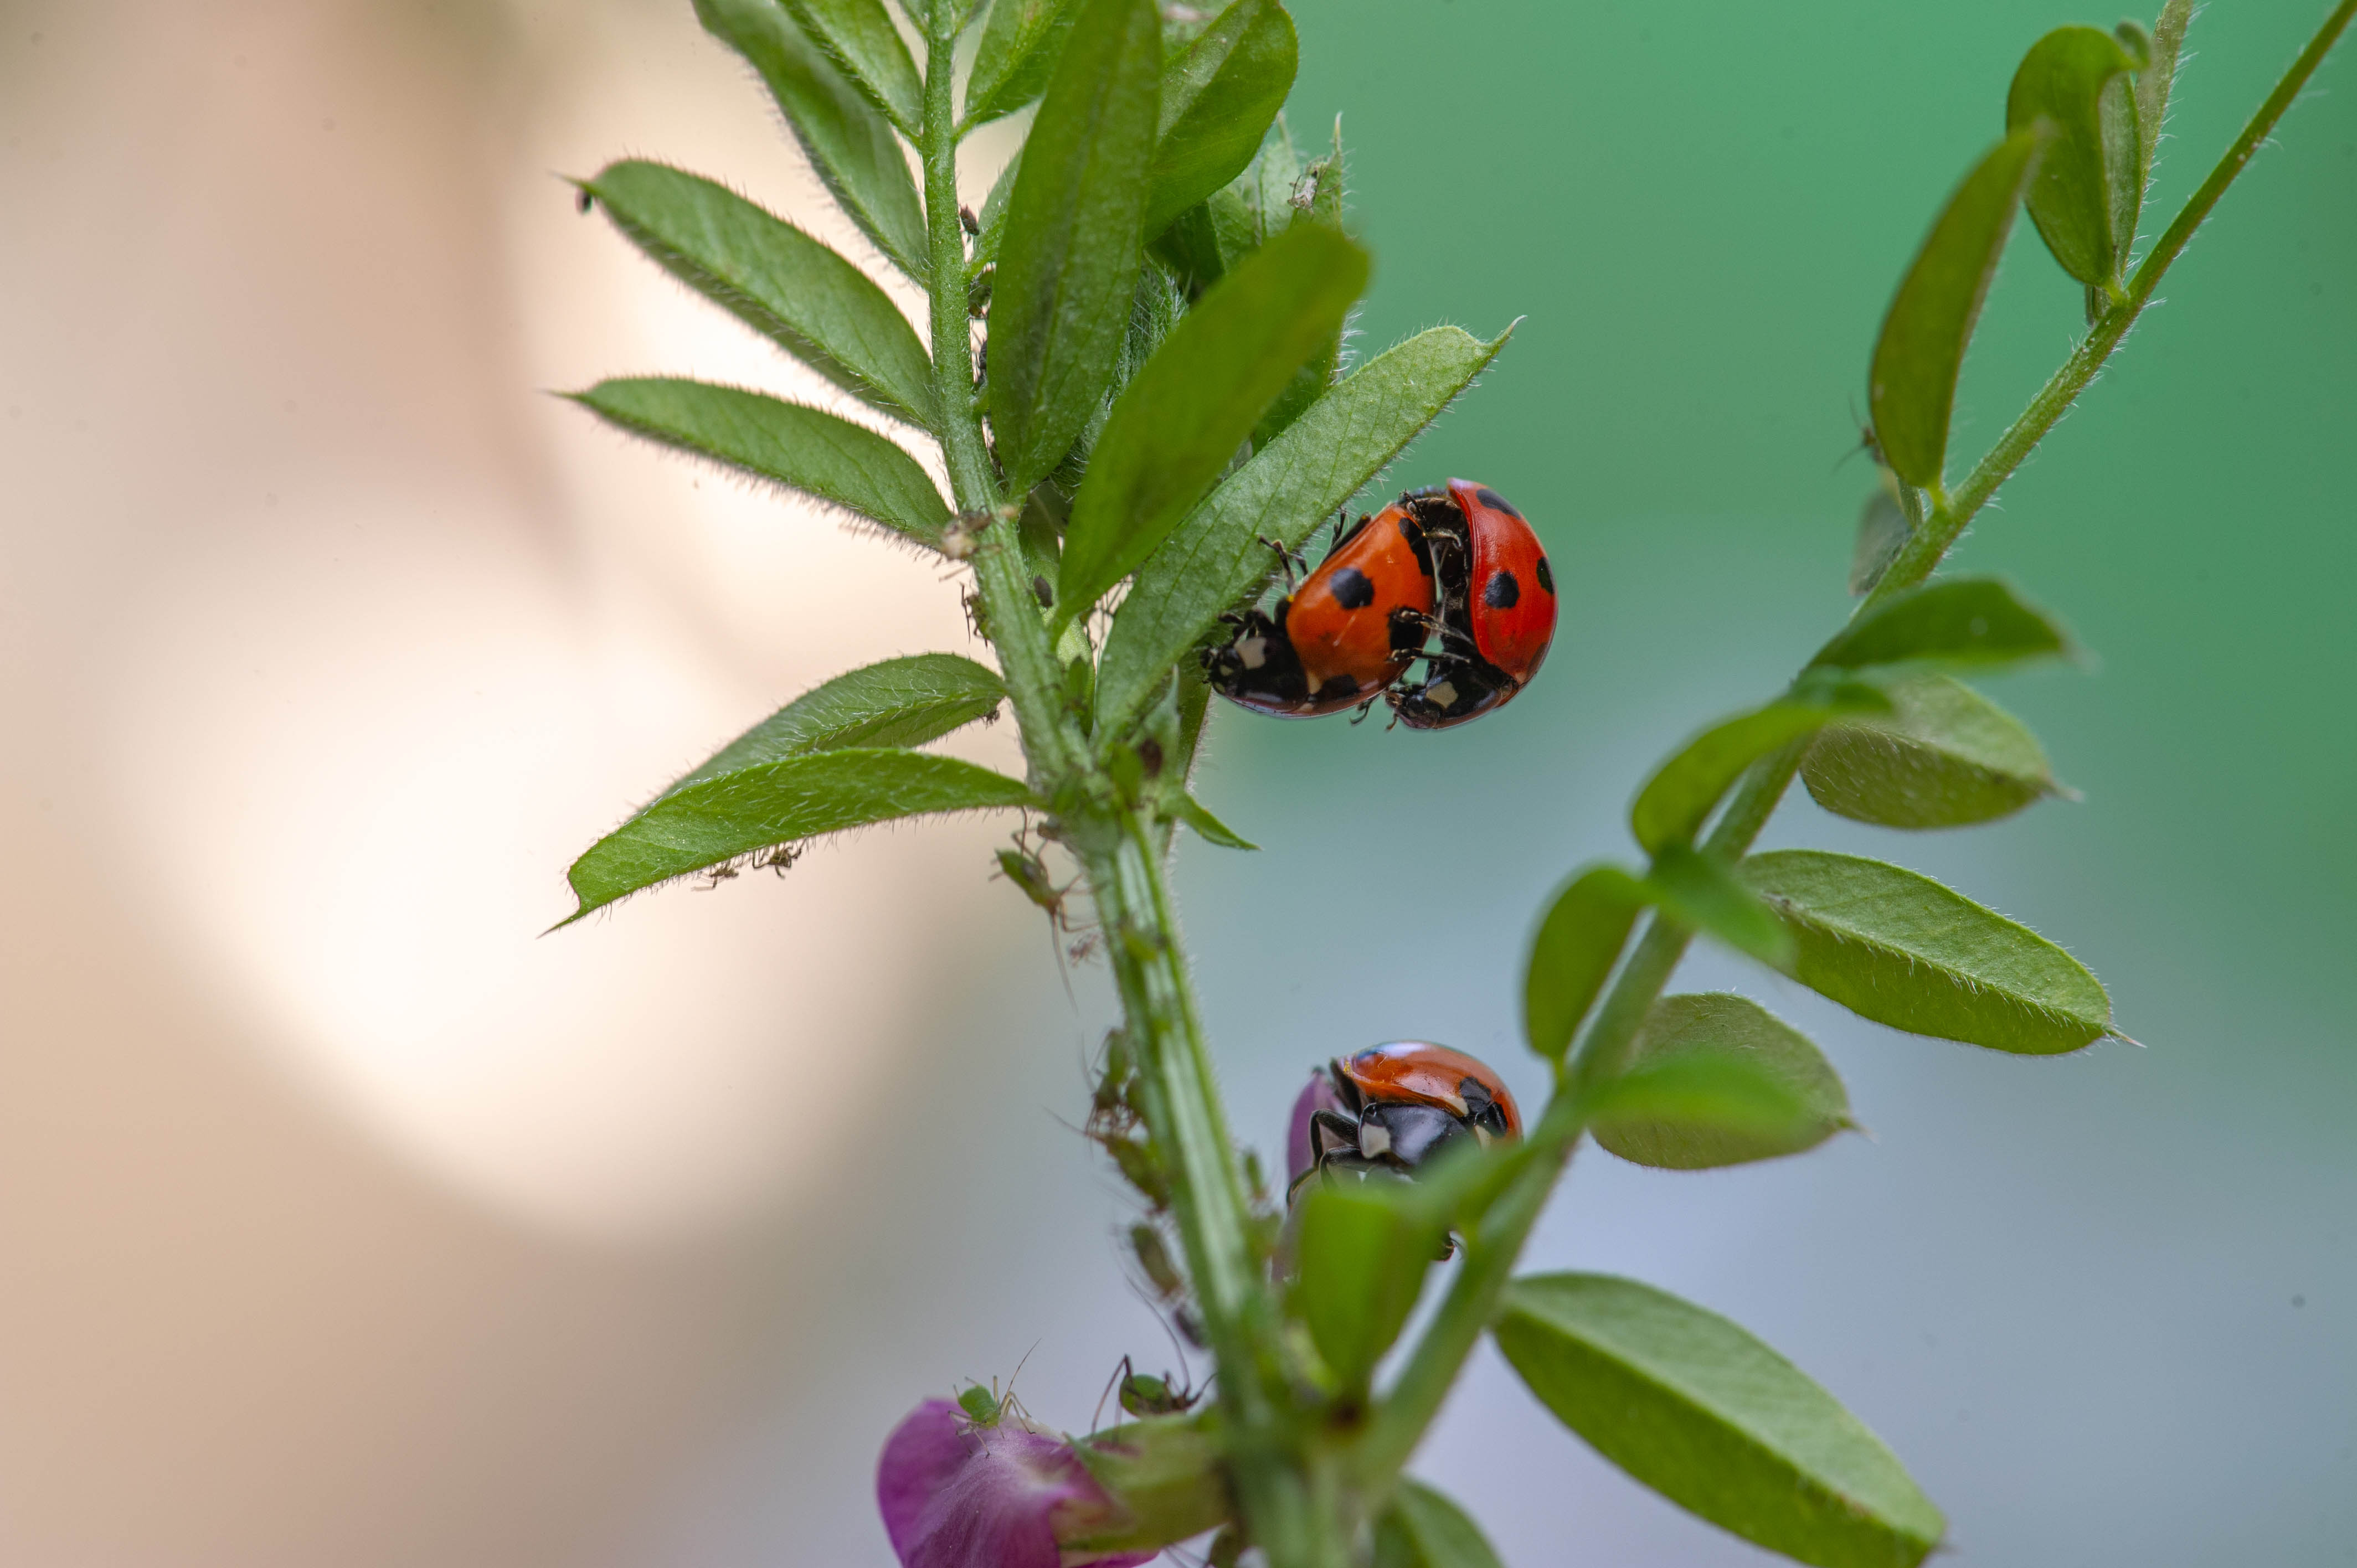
xmin=1427 ymin=679 xmax=1458 ymax=708
xmin=1358 ymin=1119 xmax=1392 ymax=1159
xmin=1238 ymin=637 xmax=1268 ymax=670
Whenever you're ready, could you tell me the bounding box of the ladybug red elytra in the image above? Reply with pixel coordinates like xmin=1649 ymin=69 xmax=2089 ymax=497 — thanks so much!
xmin=1286 ymin=1042 xmax=1523 ymax=1199
xmin=1202 ymin=499 xmax=1438 ymax=717
xmin=1390 ymin=479 xmax=1556 ymax=729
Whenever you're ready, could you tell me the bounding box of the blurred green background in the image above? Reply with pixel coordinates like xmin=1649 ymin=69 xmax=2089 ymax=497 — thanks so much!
xmin=0 ymin=0 xmax=2347 ymax=1564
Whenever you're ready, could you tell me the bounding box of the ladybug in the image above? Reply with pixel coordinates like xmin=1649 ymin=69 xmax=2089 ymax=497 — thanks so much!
xmin=1286 ymin=1042 xmax=1523 ymax=1199
xmin=1203 ymin=501 xmax=1437 ymax=717
xmin=1390 ymin=479 xmax=1556 ymax=729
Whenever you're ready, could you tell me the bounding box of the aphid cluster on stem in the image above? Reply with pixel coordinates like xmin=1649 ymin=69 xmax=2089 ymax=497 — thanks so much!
xmin=1203 ymin=479 xmax=1557 ymax=728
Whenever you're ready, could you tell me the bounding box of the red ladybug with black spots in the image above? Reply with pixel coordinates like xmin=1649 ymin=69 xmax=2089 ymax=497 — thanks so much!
xmin=1287 ymin=1041 xmax=1523 ymax=1200
xmin=1390 ymin=479 xmax=1557 ymax=729
xmin=1202 ymin=498 xmax=1438 ymax=716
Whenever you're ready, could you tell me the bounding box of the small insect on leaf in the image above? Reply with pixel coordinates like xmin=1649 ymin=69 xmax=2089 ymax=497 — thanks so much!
xmin=1372 ymin=1481 xmax=1507 ymax=1568
xmin=1810 ymin=576 xmax=2070 ymax=673
xmin=569 ymin=378 xmax=952 ymax=547
xmin=778 ymin=0 xmax=925 ymax=137
xmin=1740 ymin=849 xmax=2112 ymax=1054
xmin=989 ymin=0 xmax=1164 ymax=493
xmin=1143 ymin=0 xmax=1299 ymax=240
xmin=560 ymin=750 xmax=1035 ymax=925
xmin=1495 ymin=1273 xmax=1946 ymax=1568
xmin=1868 ymin=127 xmax=2045 ymax=490
xmin=1588 ymin=994 xmax=1852 ymax=1170
xmin=1094 ymin=323 xmax=1510 ymax=738
xmin=1057 ymin=221 xmax=1369 ymax=626
xmin=1524 ymin=864 xmax=1650 ymax=1065
xmin=1802 ymin=672 xmax=2063 ymax=829
xmin=2007 ymin=25 xmax=2143 ymax=288
xmin=692 ymin=0 xmax=929 ymax=279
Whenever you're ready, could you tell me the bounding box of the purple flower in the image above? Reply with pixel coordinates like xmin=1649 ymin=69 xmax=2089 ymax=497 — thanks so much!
xmin=878 ymin=1400 xmax=1156 ymax=1568
xmin=1288 ymin=1067 xmax=1349 ymax=1188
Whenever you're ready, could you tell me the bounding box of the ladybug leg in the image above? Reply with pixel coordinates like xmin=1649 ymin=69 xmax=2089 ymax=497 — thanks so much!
xmin=1257 ymin=534 xmax=1307 ymax=591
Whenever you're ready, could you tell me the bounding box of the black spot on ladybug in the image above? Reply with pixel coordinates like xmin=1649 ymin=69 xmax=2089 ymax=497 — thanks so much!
xmin=1474 ymin=486 xmax=1522 ymax=519
xmin=1484 ymin=571 xmax=1520 ymax=609
xmin=1535 ymin=555 xmax=1555 ymax=596
xmin=1329 ymin=566 xmax=1376 ymax=610
xmin=1311 ymin=672 xmax=1360 ymax=699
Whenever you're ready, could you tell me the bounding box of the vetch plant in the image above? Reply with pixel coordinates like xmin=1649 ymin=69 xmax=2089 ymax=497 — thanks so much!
xmin=553 ymin=0 xmax=2354 ymax=1562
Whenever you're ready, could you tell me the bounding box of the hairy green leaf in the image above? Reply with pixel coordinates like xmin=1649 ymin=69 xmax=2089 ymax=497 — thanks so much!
xmin=1631 ymin=692 xmax=1886 ymax=855
xmin=1170 ymin=791 xmax=1257 ymax=849
xmin=1848 ymin=482 xmax=1910 ymax=596
xmin=1803 ymin=673 xmax=2060 ymax=829
xmin=1058 ymin=223 xmax=1367 ymax=622
xmin=585 ymin=161 xmax=934 ymax=425
xmin=2135 ymin=0 xmax=2196 ymax=198
xmin=694 ymin=0 xmax=929 ymax=279
xmin=1094 ymin=324 xmax=1507 ymax=736
xmin=964 ymin=0 xmax=1084 ymax=127
xmin=989 ymin=0 xmax=1162 ymax=491
xmin=2008 ymin=26 xmax=2142 ymax=287
xmin=1144 ymin=0 xmax=1299 ymax=239
xmin=1647 ymin=846 xmax=1795 ymax=969
xmin=572 ymin=378 xmax=950 ymax=545
xmin=1811 ymin=577 xmax=2069 ymax=672
xmin=661 ymin=654 xmax=1004 ymax=797
xmin=779 ymin=0 xmax=924 ymax=135
xmin=1496 ymin=1274 xmax=1944 ymax=1568
xmin=1590 ymin=994 xmax=1851 ymax=1170
xmin=1064 ymin=1414 xmax=1232 ymax=1559
xmin=1254 ymin=121 xmax=1346 ymax=446
xmin=1867 ymin=130 xmax=2044 ymax=489
xmin=562 ymin=749 xmax=1033 ymax=924
xmin=1288 ymin=1175 xmax=1444 ymax=1390
xmin=1373 ymin=1482 xmax=1505 ymax=1568
xmin=1524 ymin=864 xmax=1649 ymax=1064
xmin=1740 ymin=849 xmax=2111 ymax=1054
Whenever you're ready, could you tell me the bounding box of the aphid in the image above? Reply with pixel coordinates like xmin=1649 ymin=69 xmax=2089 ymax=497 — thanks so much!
xmin=1293 ymin=1042 xmax=1523 ymax=1199
xmin=1203 ymin=501 xmax=1438 ymax=716
xmin=1114 ymin=1354 xmax=1205 ymax=1418
xmin=1390 ymin=481 xmax=1557 ymax=729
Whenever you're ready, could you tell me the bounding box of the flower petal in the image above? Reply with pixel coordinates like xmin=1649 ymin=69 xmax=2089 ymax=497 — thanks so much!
xmin=877 ymin=1402 xmax=1155 ymax=1568
xmin=1287 ymin=1069 xmax=1349 ymax=1186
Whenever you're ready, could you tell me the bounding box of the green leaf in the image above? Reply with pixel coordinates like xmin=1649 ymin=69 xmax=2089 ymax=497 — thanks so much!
xmin=1847 ymin=481 xmax=1910 ymax=597
xmin=1589 ymin=994 xmax=1851 ymax=1170
xmin=2007 ymin=26 xmax=2142 ymax=288
xmin=1496 ymin=1273 xmax=1944 ymax=1568
xmin=1867 ymin=129 xmax=2044 ymax=489
xmin=561 ymin=749 xmax=1034 ymax=924
xmin=694 ymin=0 xmax=929 ymax=280
xmin=1093 ymin=323 xmax=1507 ymax=736
xmin=989 ymin=0 xmax=1162 ymax=492
xmin=1740 ymin=849 xmax=2111 ymax=1054
xmin=2134 ymin=0 xmax=2196 ymax=200
xmin=963 ymin=0 xmax=1084 ymax=127
xmin=1647 ymin=846 xmax=1795 ymax=969
xmin=660 ymin=654 xmax=1005 ymax=798
xmin=1802 ymin=672 xmax=2061 ymax=829
xmin=1372 ymin=1482 xmax=1506 ymax=1568
xmin=1065 ymin=1414 xmax=1232 ymax=1558
xmin=584 ymin=161 xmax=934 ymax=426
xmin=1810 ymin=577 xmax=2069 ymax=673
xmin=1253 ymin=120 xmax=1346 ymax=447
xmin=971 ymin=147 xmax=1022 ymax=270
xmin=1630 ymin=692 xmax=1887 ymax=855
xmin=778 ymin=0 xmax=924 ymax=136
xmin=1524 ymin=864 xmax=1649 ymax=1064
xmin=1288 ymin=1174 xmax=1445 ymax=1389
xmin=1057 ymin=222 xmax=1368 ymax=622
xmin=572 ymin=378 xmax=950 ymax=546
xmin=1144 ymin=0 xmax=1299 ymax=240
xmin=1170 ymin=791 xmax=1257 ymax=849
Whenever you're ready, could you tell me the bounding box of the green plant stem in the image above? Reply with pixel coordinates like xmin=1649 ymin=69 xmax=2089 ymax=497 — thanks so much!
xmin=1356 ymin=0 xmax=2355 ymax=1497
xmin=916 ymin=19 xmax=1335 ymax=1564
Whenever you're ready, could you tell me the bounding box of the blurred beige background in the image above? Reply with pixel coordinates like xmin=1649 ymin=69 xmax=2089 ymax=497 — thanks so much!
xmin=1 ymin=1 xmax=1079 ymax=1561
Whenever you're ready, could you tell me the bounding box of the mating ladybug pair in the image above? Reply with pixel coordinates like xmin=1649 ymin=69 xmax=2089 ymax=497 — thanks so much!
xmin=1286 ymin=1042 xmax=1523 ymax=1201
xmin=1203 ymin=479 xmax=1556 ymax=729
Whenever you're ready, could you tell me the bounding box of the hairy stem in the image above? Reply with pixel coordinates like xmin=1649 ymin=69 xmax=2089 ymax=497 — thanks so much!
xmin=1356 ymin=0 xmax=2355 ymax=1495
xmin=916 ymin=19 xmax=1335 ymax=1562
